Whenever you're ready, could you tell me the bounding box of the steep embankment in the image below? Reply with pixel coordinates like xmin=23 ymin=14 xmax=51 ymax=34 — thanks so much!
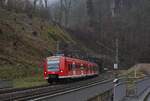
xmin=0 ymin=9 xmax=76 ymax=64
xmin=0 ymin=8 xmax=77 ymax=79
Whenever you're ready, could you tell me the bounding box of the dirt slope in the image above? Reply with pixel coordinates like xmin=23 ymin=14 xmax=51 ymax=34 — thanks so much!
xmin=0 ymin=8 xmax=76 ymax=67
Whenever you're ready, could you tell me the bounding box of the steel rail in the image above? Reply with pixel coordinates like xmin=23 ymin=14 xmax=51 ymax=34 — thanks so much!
xmin=0 ymin=72 xmax=114 ymax=101
xmin=30 ymin=79 xmax=113 ymax=101
xmin=19 ymin=74 xmax=114 ymax=101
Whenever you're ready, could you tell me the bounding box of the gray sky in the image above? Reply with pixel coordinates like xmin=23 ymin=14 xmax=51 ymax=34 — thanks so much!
xmin=48 ymin=0 xmax=59 ymax=5
xmin=30 ymin=0 xmax=59 ymax=6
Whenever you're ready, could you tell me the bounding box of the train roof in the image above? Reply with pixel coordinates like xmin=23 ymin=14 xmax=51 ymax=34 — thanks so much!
xmin=47 ymin=56 xmax=97 ymax=65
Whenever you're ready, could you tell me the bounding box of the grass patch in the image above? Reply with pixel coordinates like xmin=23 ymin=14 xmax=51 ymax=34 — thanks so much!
xmin=47 ymin=25 xmax=75 ymax=43
xmin=0 ymin=65 xmax=47 ymax=88
xmin=0 ymin=65 xmax=41 ymax=79
xmin=13 ymin=74 xmax=47 ymax=88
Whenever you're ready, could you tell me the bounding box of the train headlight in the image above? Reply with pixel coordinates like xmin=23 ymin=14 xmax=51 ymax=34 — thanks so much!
xmin=60 ymin=70 xmax=63 ymax=73
xmin=44 ymin=72 xmax=47 ymax=74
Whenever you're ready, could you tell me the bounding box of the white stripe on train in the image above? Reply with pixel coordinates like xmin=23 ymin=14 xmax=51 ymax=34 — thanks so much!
xmin=59 ymin=73 xmax=98 ymax=78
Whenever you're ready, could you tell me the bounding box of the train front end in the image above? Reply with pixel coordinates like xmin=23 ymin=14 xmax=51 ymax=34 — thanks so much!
xmin=44 ymin=56 xmax=64 ymax=83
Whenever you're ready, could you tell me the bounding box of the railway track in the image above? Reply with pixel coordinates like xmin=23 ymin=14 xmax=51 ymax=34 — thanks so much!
xmin=0 ymin=72 xmax=114 ymax=101
xmin=0 ymin=84 xmax=66 ymax=101
xmin=31 ymin=78 xmax=114 ymax=101
xmin=0 ymin=84 xmax=50 ymax=94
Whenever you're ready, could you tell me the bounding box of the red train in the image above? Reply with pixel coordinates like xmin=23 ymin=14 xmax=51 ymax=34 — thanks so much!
xmin=43 ymin=56 xmax=99 ymax=83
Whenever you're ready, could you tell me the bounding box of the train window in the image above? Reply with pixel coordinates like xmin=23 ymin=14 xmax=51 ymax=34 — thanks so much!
xmin=72 ymin=63 xmax=76 ymax=69
xmin=80 ymin=64 xmax=84 ymax=70
xmin=47 ymin=60 xmax=59 ymax=71
xmin=81 ymin=67 xmax=84 ymax=70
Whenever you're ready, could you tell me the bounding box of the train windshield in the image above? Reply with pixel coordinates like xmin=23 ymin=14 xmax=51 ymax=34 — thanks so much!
xmin=47 ymin=60 xmax=59 ymax=71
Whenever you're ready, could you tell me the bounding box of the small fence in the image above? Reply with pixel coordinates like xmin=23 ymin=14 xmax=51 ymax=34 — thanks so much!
xmin=113 ymin=76 xmax=150 ymax=101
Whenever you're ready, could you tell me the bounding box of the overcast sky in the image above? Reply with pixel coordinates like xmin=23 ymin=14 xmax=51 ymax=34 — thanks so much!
xmin=48 ymin=0 xmax=59 ymax=5
xmin=30 ymin=0 xmax=59 ymax=5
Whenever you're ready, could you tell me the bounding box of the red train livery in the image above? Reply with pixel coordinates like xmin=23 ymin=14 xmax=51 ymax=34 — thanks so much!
xmin=44 ymin=56 xmax=99 ymax=83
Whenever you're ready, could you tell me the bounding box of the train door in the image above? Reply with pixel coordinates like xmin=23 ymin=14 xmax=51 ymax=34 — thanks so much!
xmin=76 ymin=64 xmax=80 ymax=75
xmin=87 ymin=64 xmax=90 ymax=75
xmin=91 ymin=65 xmax=93 ymax=74
xmin=80 ymin=64 xmax=84 ymax=75
xmin=83 ymin=64 xmax=87 ymax=75
xmin=94 ymin=65 xmax=98 ymax=74
xmin=90 ymin=65 xmax=92 ymax=74
xmin=72 ymin=62 xmax=76 ymax=75
xmin=92 ymin=65 xmax=94 ymax=74
xmin=67 ymin=62 xmax=73 ymax=76
xmin=85 ymin=64 xmax=88 ymax=75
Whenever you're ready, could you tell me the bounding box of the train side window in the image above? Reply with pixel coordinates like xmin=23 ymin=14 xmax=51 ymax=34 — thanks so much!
xmin=72 ymin=63 xmax=76 ymax=69
xmin=80 ymin=64 xmax=84 ymax=70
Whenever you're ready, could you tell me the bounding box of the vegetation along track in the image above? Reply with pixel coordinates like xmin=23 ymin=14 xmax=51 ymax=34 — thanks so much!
xmin=0 ymin=72 xmax=114 ymax=101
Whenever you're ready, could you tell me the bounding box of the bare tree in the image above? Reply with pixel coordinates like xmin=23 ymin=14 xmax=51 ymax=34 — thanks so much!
xmin=33 ymin=0 xmax=38 ymax=10
xmin=0 ymin=0 xmax=5 ymax=7
xmin=6 ymin=0 xmax=16 ymax=10
xmin=39 ymin=0 xmax=44 ymax=8
xmin=60 ymin=0 xmax=72 ymax=27
xmin=44 ymin=0 xmax=48 ymax=8
xmin=86 ymin=0 xmax=95 ymax=27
